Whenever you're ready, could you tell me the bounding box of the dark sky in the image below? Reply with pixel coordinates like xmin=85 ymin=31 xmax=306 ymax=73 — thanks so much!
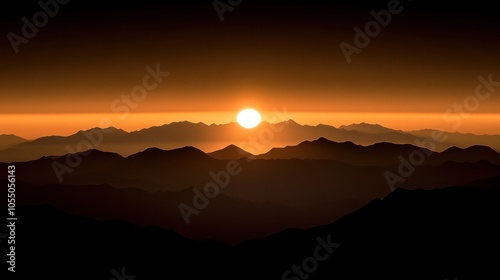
xmin=1 ymin=0 xmax=499 ymax=136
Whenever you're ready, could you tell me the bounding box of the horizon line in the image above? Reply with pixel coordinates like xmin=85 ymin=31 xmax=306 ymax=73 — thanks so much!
xmin=4 ymin=119 xmax=500 ymax=141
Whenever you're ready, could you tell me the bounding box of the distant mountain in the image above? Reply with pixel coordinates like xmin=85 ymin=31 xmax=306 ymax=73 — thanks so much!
xmin=0 ymin=127 xmax=127 ymax=162
xmin=338 ymin=122 xmax=398 ymax=134
xmin=16 ymin=177 xmax=500 ymax=279
xmin=0 ymin=134 xmax=26 ymax=150
xmin=208 ymin=144 xmax=255 ymax=160
xmin=409 ymin=129 xmax=500 ymax=152
xmin=2 ymin=120 xmax=486 ymax=162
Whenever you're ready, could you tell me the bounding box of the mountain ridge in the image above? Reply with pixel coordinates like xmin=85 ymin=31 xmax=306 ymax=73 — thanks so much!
xmin=2 ymin=121 xmax=500 ymax=162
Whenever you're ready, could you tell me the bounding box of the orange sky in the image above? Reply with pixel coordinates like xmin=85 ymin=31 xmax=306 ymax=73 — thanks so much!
xmin=1 ymin=1 xmax=499 ymax=139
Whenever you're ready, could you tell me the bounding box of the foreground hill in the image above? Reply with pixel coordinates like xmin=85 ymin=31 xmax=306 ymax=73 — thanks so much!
xmin=208 ymin=144 xmax=255 ymax=160
xmin=15 ymin=176 xmax=500 ymax=279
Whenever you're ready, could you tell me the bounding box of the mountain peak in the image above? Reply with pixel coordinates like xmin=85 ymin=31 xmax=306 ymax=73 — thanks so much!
xmin=283 ymin=119 xmax=299 ymax=126
xmin=141 ymin=146 xmax=205 ymax=155
xmin=443 ymin=145 xmax=497 ymax=154
xmin=76 ymin=126 xmax=126 ymax=134
xmin=127 ymin=146 xmax=212 ymax=162
xmin=0 ymin=134 xmax=25 ymax=139
xmin=315 ymin=137 xmax=333 ymax=143
xmin=51 ymin=149 xmax=124 ymax=164
xmin=339 ymin=123 xmax=395 ymax=134
xmin=309 ymin=137 xmax=357 ymax=147
xmin=0 ymin=134 xmax=28 ymax=150
xmin=169 ymin=121 xmax=207 ymax=126
xmin=208 ymin=144 xmax=254 ymax=160
xmin=464 ymin=145 xmax=497 ymax=153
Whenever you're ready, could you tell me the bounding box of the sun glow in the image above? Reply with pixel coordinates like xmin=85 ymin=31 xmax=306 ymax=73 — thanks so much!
xmin=237 ymin=109 xmax=262 ymax=129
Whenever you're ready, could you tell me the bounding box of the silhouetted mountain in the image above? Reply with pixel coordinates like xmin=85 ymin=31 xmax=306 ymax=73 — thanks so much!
xmin=208 ymin=144 xmax=255 ymax=160
xmin=409 ymin=129 xmax=500 ymax=152
xmin=15 ymin=177 xmax=500 ymax=279
xmin=126 ymin=146 xmax=214 ymax=163
xmin=6 ymin=141 xmax=500 ymax=242
xmin=338 ymin=122 xmax=399 ymax=134
xmin=17 ymin=181 xmax=302 ymax=243
xmin=5 ymin=139 xmax=500 ymax=192
xmin=258 ymin=137 xmax=411 ymax=165
xmin=0 ymin=127 xmax=127 ymax=162
xmin=8 ymin=149 xmax=125 ymax=186
xmin=0 ymin=134 xmax=26 ymax=150
xmin=6 ymin=146 xmax=221 ymax=191
xmin=258 ymin=137 xmax=500 ymax=166
xmin=4 ymin=121 xmax=499 ymax=162
xmin=7 ymin=140 xmax=499 ymax=194
xmin=235 ymin=176 xmax=500 ymax=279
xmin=427 ymin=145 xmax=500 ymax=165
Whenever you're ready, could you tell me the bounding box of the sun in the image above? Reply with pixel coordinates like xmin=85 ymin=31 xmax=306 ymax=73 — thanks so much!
xmin=237 ymin=108 xmax=262 ymax=129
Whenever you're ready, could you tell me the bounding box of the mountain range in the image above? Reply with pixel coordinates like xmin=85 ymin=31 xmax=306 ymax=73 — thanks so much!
xmin=4 ymin=123 xmax=499 ymax=278
xmin=1 ymin=121 xmax=499 ymax=162
xmin=7 ymin=137 xmax=500 ymax=242
xmin=15 ymin=176 xmax=500 ymax=280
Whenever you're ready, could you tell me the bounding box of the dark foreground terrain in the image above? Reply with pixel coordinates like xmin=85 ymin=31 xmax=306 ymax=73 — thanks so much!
xmin=8 ymin=176 xmax=500 ymax=280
